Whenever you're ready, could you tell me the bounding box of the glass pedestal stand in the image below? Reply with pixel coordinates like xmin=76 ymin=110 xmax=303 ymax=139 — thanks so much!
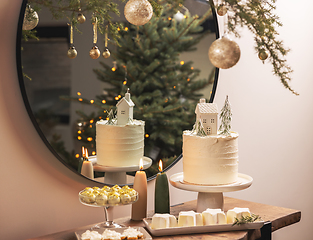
xmin=91 ymin=156 xmax=152 ymax=185
xmin=169 ymin=173 xmax=253 ymax=212
xmin=79 ymin=190 xmax=139 ymax=229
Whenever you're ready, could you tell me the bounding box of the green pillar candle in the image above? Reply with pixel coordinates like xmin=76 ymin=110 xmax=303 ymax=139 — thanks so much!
xmin=155 ymin=161 xmax=170 ymax=213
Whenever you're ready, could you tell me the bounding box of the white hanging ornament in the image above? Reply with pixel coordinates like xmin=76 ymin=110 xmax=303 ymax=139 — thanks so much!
xmin=208 ymin=35 xmax=241 ymax=69
xmin=23 ymin=5 xmax=39 ymax=30
xmin=124 ymin=0 xmax=153 ymax=26
xmin=173 ymin=11 xmax=185 ymax=22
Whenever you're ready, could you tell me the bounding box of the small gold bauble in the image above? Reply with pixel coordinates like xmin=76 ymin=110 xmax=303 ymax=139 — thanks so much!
xmin=23 ymin=7 xmax=39 ymax=30
xmin=258 ymin=50 xmax=268 ymax=61
xmin=89 ymin=46 xmax=101 ymax=59
xmin=124 ymin=0 xmax=153 ymax=26
xmin=77 ymin=13 xmax=86 ymax=24
xmin=67 ymin=46 xmax=77 ymax=59
xmin=208 ymin=35 xmax=241 ymax=69
xmin=102 ymin=48 xmax=111 ymax=58
xmin=217 ymin=5 xmax=227 ymax=16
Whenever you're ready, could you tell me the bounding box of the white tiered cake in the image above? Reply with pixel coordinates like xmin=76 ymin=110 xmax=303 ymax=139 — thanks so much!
xmin=96 ymin=90 xmax=145 ymax=167
xmin=183 ymin=98 xmax=239 ymax=185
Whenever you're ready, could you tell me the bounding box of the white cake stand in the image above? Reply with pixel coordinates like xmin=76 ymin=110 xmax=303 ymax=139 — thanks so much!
xmin=169 ymin=172 xmax=253 ymax=212
xmin=90 ymin=156 xmax=152 ymax=185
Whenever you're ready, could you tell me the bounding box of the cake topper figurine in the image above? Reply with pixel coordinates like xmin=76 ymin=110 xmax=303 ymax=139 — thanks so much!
xmin=194 ymin=98 xmax=218 ymax=135
xmin=219 ymin=95 xmax=232 ymax=136
xmin=116 ymin=88 xmax=135 ymax=125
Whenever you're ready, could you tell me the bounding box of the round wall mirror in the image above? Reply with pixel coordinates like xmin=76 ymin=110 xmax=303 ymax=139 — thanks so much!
xmin=17 ymin=0 xmax=219 ymax=184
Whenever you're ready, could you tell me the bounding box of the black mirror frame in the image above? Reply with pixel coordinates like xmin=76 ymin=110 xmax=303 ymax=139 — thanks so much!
xmin=16 ymin=0 xmax=219 ymax=184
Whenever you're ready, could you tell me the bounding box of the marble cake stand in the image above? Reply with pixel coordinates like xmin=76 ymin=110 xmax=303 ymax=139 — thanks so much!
xmin=90 ymin=156 xmax=152 ymax=185
xmin=169 ymin=172 xmax=253 ymax=212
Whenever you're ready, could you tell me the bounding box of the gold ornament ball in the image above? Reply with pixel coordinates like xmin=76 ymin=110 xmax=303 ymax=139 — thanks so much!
xmin=23 ymin=7 xmax=39 ymax=30
xmin=208 ymin=36 xmax=241 ymax=69
xmin=89 ymin=46 xmax=101 ymax=59
xmin=77 ymin=13 xmax=86 ymax=24
xmin=258 ymin=50 xmax=268 ymax=61
xmin=217 ymin=5 xmax=227 ymax=16
xmin=67 ymin=46 xmax=77 ymax=59
xmin=124 ymin=0 xmax=153 ymax=26
xmin=102 ymin=48 xmax=111 ymax=59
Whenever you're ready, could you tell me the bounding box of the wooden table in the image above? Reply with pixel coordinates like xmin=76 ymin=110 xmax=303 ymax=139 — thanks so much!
xmin=28 ymin=197 xmax=301 ymax=240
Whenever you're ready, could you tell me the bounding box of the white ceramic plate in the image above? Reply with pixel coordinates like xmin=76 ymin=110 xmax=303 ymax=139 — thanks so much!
xmin=75 ymin=227 xmax=152 ymax=240
xmin=143 ymin=218 xmax=264 ymax=237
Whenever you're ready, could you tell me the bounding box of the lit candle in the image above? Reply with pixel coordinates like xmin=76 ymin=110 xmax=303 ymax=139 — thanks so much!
xmin=81 ymin=148 xmax=94 ymax=179
xmin=154 ymin=160 xmax=170 ymax=214
xmin=131 ymin=158 xmax=147 ymax=220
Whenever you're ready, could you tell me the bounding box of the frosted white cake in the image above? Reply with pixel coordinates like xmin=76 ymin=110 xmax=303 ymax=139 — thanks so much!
xmin=96 ymin=119 xmax=145 ymax=167
xmin=183 ymin=130 xmax=239 ymax=185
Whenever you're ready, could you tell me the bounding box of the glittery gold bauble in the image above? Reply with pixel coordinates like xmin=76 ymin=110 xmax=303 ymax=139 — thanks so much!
xmin=217 ymin=4 xmax=227 ymax=16
xmin=208 ymin=36 xmax=241 ymax=69
xmin=102 ymin=48 xmax=111 ymax=58
xmin=77 ymin=13 xmax=86 ymax=24
xmin=124 ymin=0 xmax=153 ymax=26
xmin=22 ymin=7 xmax=39 ymax=30
xmin=89 ymin=46 xmax=101 ymax=59
xmin=258 ymin=50 xmax=268 ymax=61
xmin=67 ymin=46 xmax=77 ymax=59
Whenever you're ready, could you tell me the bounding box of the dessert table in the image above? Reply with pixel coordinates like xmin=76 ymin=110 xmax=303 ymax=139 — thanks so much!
xmin=27 ymin=197 xmax=301 ymax=240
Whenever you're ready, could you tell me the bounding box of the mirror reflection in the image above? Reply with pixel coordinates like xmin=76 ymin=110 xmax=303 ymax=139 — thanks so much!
xmin=20 ymin=0 xmax=219 ymax=184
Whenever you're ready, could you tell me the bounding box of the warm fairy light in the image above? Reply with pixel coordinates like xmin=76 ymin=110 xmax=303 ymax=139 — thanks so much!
xmin=90 ymin=100 xmax=94 ymax=104
xmin=145 ymin=134 xmax=149 ymax=138
xmin=115 ymin=96 xmax=119 ymax=100
xmin=139 ymin=158 xmax=144 ymax=170
xmin=103 ymin=110 xmax=106 ymax=113
xmin=92 ymin=151 xmax=96 ymax=155
xmin=78 ymin=130 xmax=82 ymax=134
xmin=102 ymin=100 xmax=106 ymax=104
xmin=165 ymin=99 xmax=168 ymax=103
xmin=90 ymin=119 xmax=94 ymax=124
xmin=87 ymin=137 xmax=93 ymax=141
xmin=158 ymin=160 xmax=163 ymax=172
xmin=78 ymin=98 xmax=83 ymax=101
xmin=123 ymin=81 xmax=127 ymax=85
xmin=180 ymin=61 xmax=184 ymax=65
xmin=112 ymin=67 xmax=116 ymax=71
xmin=173 ymin=86 xmax=176 ymax=89
xmin=117 ymin=27 xmax=121 ymax=31
xmin=118 ymin=95 xmax=121 ymax=98
xmin=184 ymin=15 xmax=187 ymax=19
xmin=89 ymin=125 xmax=92 ymax=128
xmin=124 ymin=27 xmax=129 ymax=31
xmin=75 ymin=154 xmax=80 ymax=158
xmin=168 ymin=17 xmax=172 ymax=20
xmin=191 ymin=67 xmax=194 ymax=70
xmin=77 ymin=92 xmax=81 ymax=96
xmin=106 ymin=117 xmax=109 ymax=120
xmin=78 ymin=136 xmax=82 ymax=140
xmin=187 ymin=78 xmax=190 ymax=82
xmin=99 ymin=116 xmax=102 ymax=119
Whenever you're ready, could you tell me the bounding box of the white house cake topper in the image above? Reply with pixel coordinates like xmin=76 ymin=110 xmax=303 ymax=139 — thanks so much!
xmin=116 ymin=88 xmax=135 ymax=125
xmin=195 ymin=98 xmax=218 ymax=135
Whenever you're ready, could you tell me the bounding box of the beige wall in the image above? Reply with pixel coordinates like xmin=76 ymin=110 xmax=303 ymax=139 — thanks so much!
xmin=0 ymin=1 xmax=311 ymax=240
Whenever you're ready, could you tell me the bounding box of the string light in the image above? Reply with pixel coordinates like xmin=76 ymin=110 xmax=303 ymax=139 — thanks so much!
xmin=115 ymin=96 xmax=119 ymax=100
xmin=78 ymin=130 xmax=82 ymax=134
xmin=75 ymin=154 xmax=80 ymax=158
xmin=145 ymin=134 xmax=149 ymax=138
xmin=78 ymin=98 xmax=83 ymax=102
xmin=118 ymin=95 xmax=121 ymax=98
xmin=187 ymin=78 xmax=190 ymax=82
xmin=123 ymin=81 xmax=127 ymax=85
xmin=173 ymin=86 xmax=176 ymax=89
xmin=90 ymin=120 xmax=94 ymax=123
xmin=102 ymin=100 xmax=106 ymax=104
xmin=77 ymin=92 xmax=82 ymax=96
xmin=92 ymin=151 xmax=96 ymax=155
xmin=78 ymin=136 xmax=82 ymax=140
xmin=124 ymin=27 xmax=128 ymax=31
xmin=180 ymin=61 xmax=184 ymax=65
xmin=87 ymin=137 xmax=93 ymax=141
xmin=90 ymin=100 xmax=94 ymax=104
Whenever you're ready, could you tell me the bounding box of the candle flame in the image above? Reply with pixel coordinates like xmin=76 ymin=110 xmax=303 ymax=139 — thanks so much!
xmin=159 ymin=160 xmax=163 ymax=172
xmin=139 ymin=158 xmax=144 ymax=170
xmin=82 ymin=146 xmax=85 ymax=158
xmin=85 ymin=148 xmax=89 ymax=160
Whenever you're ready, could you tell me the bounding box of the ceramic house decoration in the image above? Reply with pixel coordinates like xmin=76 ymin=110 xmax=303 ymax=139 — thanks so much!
xmin=195 ymin=98 xmax=218 ymax=135
xmin=116 ymin=89 xmax=135 ymax=125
